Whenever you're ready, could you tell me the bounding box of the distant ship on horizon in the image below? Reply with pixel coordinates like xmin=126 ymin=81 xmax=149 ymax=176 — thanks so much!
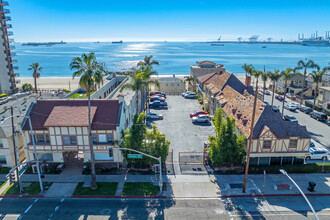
xmin=112 ymin=40 xmax=123 ymax=44
xmin=22 ymin=41 xmax=67 ymax=46
xmin=301 ymin=38 xmax=330 ymax=47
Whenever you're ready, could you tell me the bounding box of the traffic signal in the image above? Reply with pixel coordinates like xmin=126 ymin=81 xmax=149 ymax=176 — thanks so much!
xmin=109 ymin=146 xmax=113 ymax=158
xmin=9 ymin=172 xmax=15 ymax=184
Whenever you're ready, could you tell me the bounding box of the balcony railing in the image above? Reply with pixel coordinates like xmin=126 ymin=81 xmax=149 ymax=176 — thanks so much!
xmin=0 ymin=1 xmax=9 ymax=6
xmin=7 ymin=31 xmax=13 ymax=35
xmin=5 ymin=24 xmax=12 ymax=28
xmin=13 ymin=66 xmax=18 ymax=70
xmin=11 ymin=59 xmax=17 ymax=63
xmin=10 ymin=52 xmax=16 ymax=56
xmin=9 ymin=38 xmax=14 ymax=43
xmin=9 ymin=45 xmax=15 ymax=50
xmin=1 ymin=15 xmax=11 ymax=20
xmin=2 ymin=9 xmax=10 ymax=13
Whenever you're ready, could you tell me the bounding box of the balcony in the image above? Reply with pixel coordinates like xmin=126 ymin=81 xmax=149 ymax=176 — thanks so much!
xmin=1 ymin=15 xmax=11 ymax=21
xmin=9 ymin=45 xmax=15 ymax=50
xmin=1 ymin=9 xmax=10 ymax=13
xmin=13 ymin=66 xmax=18 ymax=70
xmin=10 ymin=52 xmax=16 ymax=56
xmin=11 ymin=59 xmax=17 ymax=63
xmin=0 ymin=1 xmax=9 ymax=6
xmin=8 ymin=38 xmax=14 ymax=43
xmin=7 ymin=31 xmax=13 ymax=35
xmin=5 ymin=24 xmax=12 ymax=28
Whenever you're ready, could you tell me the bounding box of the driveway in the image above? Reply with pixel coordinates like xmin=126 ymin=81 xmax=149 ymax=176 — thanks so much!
xmin=149 ymin=95 xmax=214 ymax=174
xmin=263 ymin=94 xmax=330 ymax=150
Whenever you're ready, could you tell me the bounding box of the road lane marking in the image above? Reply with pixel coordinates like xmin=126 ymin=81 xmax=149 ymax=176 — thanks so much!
xmin=48 ymin=198 xmax=65 ymax=220
xmin=17 ymin=199 xmax=39 ymax=219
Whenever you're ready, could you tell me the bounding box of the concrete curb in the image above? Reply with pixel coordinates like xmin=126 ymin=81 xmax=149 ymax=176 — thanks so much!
xmin=220 ymin=193 xmax=330 ymax=198
xmin=71 ymin=195 xmax=167 ymax=199
xmin=0 ymin=195 xmax=44 ymax=198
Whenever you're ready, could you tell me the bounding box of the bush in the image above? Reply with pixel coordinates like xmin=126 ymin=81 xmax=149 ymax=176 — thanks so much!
xmin=305 ymin=101 xmax=323 ymax=112
xmin=249 ymin=163 xmax=330 ymax=174
xmin=63 ymin=89 xmax=71 ymax=93
xmin=0 ymin=94 xmax=8 ymax=98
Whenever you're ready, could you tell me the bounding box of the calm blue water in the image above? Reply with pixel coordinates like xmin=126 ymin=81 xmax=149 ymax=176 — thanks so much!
xmin=14 ymin=42 xmax=330 ymax=77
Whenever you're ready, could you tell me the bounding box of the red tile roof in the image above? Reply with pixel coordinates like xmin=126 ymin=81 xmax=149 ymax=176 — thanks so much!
xmin=44 ymin=106 xmax=97 ymax=127
xmin=23 ymin=100 xmax=120 ymax=130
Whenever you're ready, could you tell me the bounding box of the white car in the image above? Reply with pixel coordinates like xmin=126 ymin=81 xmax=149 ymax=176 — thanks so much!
xmin=192 ymin=115 xmax=210 ymax=123
xmin=146 ymin=112 xmax=163 ymax=120
xmin=263 ymin=90 xmax=271 ymax=95
xmin=284 ymin=104 xmax=297 ymax=111
xmin=289 ymin=102 xmax=300 ymax=109
xmin=182 ymin=91 xmax=195 ymax=97
xmin=185 ymin=93 xmax=197 ymax=99
xmin=306 ymin=147 xmax=330 ymax=161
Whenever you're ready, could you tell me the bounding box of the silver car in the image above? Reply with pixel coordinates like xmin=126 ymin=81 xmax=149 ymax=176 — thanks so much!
xmin=192 ymin=115 xmax=210 ymax=123
xmin=146 ymin=112 xmax=163 ymax=120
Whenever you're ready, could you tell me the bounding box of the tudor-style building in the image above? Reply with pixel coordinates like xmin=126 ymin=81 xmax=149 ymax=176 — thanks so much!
xmin=22 ymin=100 xmax=124 ymax=167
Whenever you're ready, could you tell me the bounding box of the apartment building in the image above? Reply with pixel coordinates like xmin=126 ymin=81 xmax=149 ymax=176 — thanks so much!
xmin=150 ymin=76 xmax=185 ymax=95
xmin=198 ymin=71 xmax=311 ymax=165
xmin=22 ymin=100 xmax=126 ymax=168
xmin=317 ymin=87 xmax=330 ymax=110
xmin=0 ymin=0 xmax=17 ymax=94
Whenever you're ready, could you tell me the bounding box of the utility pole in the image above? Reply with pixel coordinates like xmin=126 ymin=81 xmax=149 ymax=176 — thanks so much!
xmin=11 ymin=106 xmax=21 ymax=194
xmin=69 ymin=81 xmax=71 ymax=92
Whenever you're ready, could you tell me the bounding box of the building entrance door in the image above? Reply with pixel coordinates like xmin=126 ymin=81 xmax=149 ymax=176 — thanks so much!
xmin=63 ymin=151 xmax=84 ymax=168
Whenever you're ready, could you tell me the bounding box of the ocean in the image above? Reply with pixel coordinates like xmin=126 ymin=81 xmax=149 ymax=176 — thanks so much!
xmin=14 ymin=42 xmax=330 ymax=77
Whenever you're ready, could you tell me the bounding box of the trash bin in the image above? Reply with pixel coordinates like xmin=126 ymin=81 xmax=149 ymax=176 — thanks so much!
xmin=308 ymin=181 xmax=316 ymax=192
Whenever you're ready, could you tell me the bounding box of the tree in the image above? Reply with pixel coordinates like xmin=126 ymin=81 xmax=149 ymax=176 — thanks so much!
xmin=184 ymin=76 xmax=194 ymax=91
xmin=70 ymin=52 xmax=105 ymax=190
xmin=310 ymin=68 xmax=326 ymax=110
xmin=280 ymin=68 xmax=296 ymax=117
xmin=242 ymin=64 xmax=254 ymax=86
xmin=28 ymin=63 xmax=43 ymax=94
xmin=22 ymin=83 xmax=33 ymax=91
xmin=208 ymin=108 xmax=246 ymax=166
xmin=268 ymin=70 xmax=281 ymax=106
xmin=123 ymin=113 xmax=146 ymax=152
xmin=261 ymin=71 xmax=269 ymax=101
xmin=145 ymin=125 xmax=170 ymax=164
xmin=295 ymin=59 xmax=319 ymax=104
xmin=138 ymin=55 xmax=159 ymax=67
xmin=120 ymin=68 xmax=148 ymax=115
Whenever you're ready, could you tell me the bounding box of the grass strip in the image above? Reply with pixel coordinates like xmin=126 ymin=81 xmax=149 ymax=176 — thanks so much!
xmin=73 ymin=182 xmax=118 ymax=196
xmin=122 ymin=182 xmax=167 ymax=196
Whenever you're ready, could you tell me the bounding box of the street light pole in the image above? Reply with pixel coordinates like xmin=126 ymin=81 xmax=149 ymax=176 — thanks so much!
xmin=279 ymin=169 xmax=319 ymax=220
xmin=10 ymin=107 xmax=21 ymax=194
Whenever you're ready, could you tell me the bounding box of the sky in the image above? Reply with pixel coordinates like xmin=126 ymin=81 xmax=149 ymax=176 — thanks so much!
xmin=9 ymin=0 xmax=330 ymax=42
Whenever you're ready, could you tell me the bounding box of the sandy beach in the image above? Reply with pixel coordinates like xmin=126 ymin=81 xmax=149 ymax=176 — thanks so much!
xmin=16 ymin=75 xmax=267 ymax=91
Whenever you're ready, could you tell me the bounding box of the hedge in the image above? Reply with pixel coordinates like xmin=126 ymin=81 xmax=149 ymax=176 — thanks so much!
xmin=305 ymin=100 xmax=325 ymax=113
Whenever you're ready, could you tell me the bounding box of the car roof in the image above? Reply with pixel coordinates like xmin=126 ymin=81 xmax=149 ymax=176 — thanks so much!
xmin=310 ymin=147 xmax=328 ymax=152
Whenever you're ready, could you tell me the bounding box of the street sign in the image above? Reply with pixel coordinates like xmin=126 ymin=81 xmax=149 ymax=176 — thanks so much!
xmin=127 ymin=154 xmax=143 ymax=159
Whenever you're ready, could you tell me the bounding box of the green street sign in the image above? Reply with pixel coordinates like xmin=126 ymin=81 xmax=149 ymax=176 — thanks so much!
xmin=128 ymin=154 xmax=143 ymax=159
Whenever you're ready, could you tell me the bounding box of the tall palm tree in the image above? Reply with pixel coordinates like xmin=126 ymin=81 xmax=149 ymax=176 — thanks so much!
xmin=140 ymin=65 xmax=160 ymax=112
xmin=310 ymin=68 xmax=326 ymax=110
xmin=184 ymin=76 xmax=194 ymax=91
xmin=242 ymin=64 xmax=254 ymax=86
xmin=28 ymin=63 xmax=43 ymax=95
xmin=268 ymin=70 xmax=281 ymax=106
xmin=120 ymin=68 xmax=148 ymax=114
xmin=70 ymin=52 xmax=105 ymax=190
xmin=261 ymin=71 xmax=269 ymax=101
xmin=138 ymin=55 xmax=160 ymax=67
xmin=295 ymin=59 xmax=319 ymax=104
xmin=243 ymin=69 xmax=262 ymax=193
xmin=280 ymin=67 xmax=296 ymax=117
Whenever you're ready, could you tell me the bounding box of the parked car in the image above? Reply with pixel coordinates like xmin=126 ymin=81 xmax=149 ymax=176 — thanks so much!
xmin=270 ymin=105 xmax=280 ymax=113
xmin=149 ymin=101 xmax=167 ymax=108
xmin=306 ymin=147 xmax=330 ymax=161
xmin=327 ymin=121 xmax=330 ymax=126
xmin=150 ymin=95 xmax=165 ymax=102
xmin=299 ymin=106 xmax=312 ymax=114
xmin=275 ymin=95 xmax=284 ymax=102
xmin=286 ymin=93 xmax=296 ymax=99
xmin=284 ymin=104 xmax=297 ymax=111
xmin=185 ymin=93 xmax=197 ymax=99
xmin=284 ymin=115 xmax=298 ymax=123
xmin=289 ymin=102 xmax=300 ymax=109
xmin=263 ymin=90 xmax=271 ymax=95
xmin=154 ymin=91 xmax=166 ymax=98
xmin=309 ymin=112 xmax=328 ymax=122
xmin=192 ymin=115 xmax=210 ymax=123
xmin=146 ymin=112 xmax=163 ymax=120
xmin=182 ymin=91 xmax=195 ymax=97
xmin=190 ymin=110 xmax=208 ymax=118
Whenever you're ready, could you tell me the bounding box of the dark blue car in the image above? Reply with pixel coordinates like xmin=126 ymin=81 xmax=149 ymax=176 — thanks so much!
xmin=149 ymin=101 xmax=167 ymax=108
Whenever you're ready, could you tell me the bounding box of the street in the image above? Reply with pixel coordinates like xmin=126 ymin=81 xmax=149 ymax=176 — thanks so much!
xmin=263 ymin=94 xmax=330 ymax=149
xmin=1 ymin=196 xmax=330 ymax=219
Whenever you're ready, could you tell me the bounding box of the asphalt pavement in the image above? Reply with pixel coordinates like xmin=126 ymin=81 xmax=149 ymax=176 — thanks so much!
xmin=1 ymin=196 xmax=330 ymax=219
xmin=148 ymin=95 xmax=214 ymax=175
xmin=263 ymin=93 xmax=330 ymax=149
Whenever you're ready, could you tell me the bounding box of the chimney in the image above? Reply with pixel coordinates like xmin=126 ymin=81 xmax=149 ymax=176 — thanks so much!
xmin=245 ymin=75 xmax=251 ymax=87
xmin=117 ymin=93 xmax=125 ymax=103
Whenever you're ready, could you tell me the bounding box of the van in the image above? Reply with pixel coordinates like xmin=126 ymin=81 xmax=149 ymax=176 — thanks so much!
xmin=309 ymin=112 xmax=328 ymax=122
xmin=306 ymin=147 xmax=330 ymax=161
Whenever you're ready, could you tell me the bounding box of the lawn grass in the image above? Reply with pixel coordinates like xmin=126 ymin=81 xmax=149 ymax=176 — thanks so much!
xmin=0 ymin=181 xmax=6 ymax=189
xmin=1 ymin=182 xmax=52 ymax=195
xmin=70 ymin=91 xmax=95 ymax=98
xmin=73 ymin=182 xmax=118 ymax=196
xmin=122 ymin=182 xmax=167 ymax=196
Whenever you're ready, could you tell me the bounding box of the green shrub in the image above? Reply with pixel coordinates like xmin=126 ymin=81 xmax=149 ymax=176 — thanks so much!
xmin=249 ymin=163 xmax=330 ymax=174
xmin=0 ymin=94 xmax=8 ymax=98
xmin=63 ymin=89 xmax=71 ymax=93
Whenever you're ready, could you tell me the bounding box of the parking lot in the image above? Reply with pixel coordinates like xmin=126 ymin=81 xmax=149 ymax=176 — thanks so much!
xmin=263 ymin=93 xmax=330 ymax=150
xmin=148 ymin=95 xmax=214 ymax=174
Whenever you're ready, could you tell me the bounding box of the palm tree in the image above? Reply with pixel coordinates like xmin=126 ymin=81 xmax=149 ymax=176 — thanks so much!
xmin=280 ymin=67 xmax=296 ymax=117
xmin=22 ymin=83 xmax=33 ymax=91
xmin=310 ymin=68 xmax=326 ymax=110
xmin=242 ymin=64 xmax=254 ymax=86
xmin=243 ymin=69 xmax=262 ymax=193
xmin=184 ymin=76 xmax=194 ymax=91
xmin=120 ymin=68 xmax=148 ymax=114
xmin=28 ymin=63 xmax=43 ymax=94
xmin=295 ymin=59 xmax=319 ymax=104
xmin=261 ymin=71 xmax=269 ymax=101
xmin=268 ymin=70 xmax=281 ymax=106
xmin=138 ymin=55 xmax=160 ymax=67
xmin=70 ymin=52 xmax=105 ymax=190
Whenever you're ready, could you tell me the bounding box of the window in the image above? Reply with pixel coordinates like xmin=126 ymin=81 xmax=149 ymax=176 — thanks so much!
xmin=92 ymin=134 xmax=98 ymax=143
xmin=263 ymin=140 xmax=271 ymax=149
xmin=107 ymin=134 xmax=113 ymax=143
xmin=63 ymin=135 xmax=77 ymax=145
xmin=36 ymin=134 xmax=45 ymax=142
xmin=98 ymin=134 xmax=107 ymax=143
xmin=45 ymin=135 xmax=50 ymax=143
xmin=0 ymin=140 xmax=3 ymax=148
xmin=37 ymin=153 xmax=53 ymax=161
xmin=289 ymin=139 xmax=297 ymax=148
xmin=0 ymin=155 xmax=6 ymax=164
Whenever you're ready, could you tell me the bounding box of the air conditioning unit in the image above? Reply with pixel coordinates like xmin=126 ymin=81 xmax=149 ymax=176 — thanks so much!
xmin=32 ymin=165 xmax=38 ymax=174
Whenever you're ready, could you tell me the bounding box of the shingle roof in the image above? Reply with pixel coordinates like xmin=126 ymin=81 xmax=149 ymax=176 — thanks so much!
xmin=44 ymin=106 xmax=97 ymax=127
xmin=23 ymin=100 xmax=120 ymax=131
xmin=196 ymin=72 xmax=219 ymax=84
